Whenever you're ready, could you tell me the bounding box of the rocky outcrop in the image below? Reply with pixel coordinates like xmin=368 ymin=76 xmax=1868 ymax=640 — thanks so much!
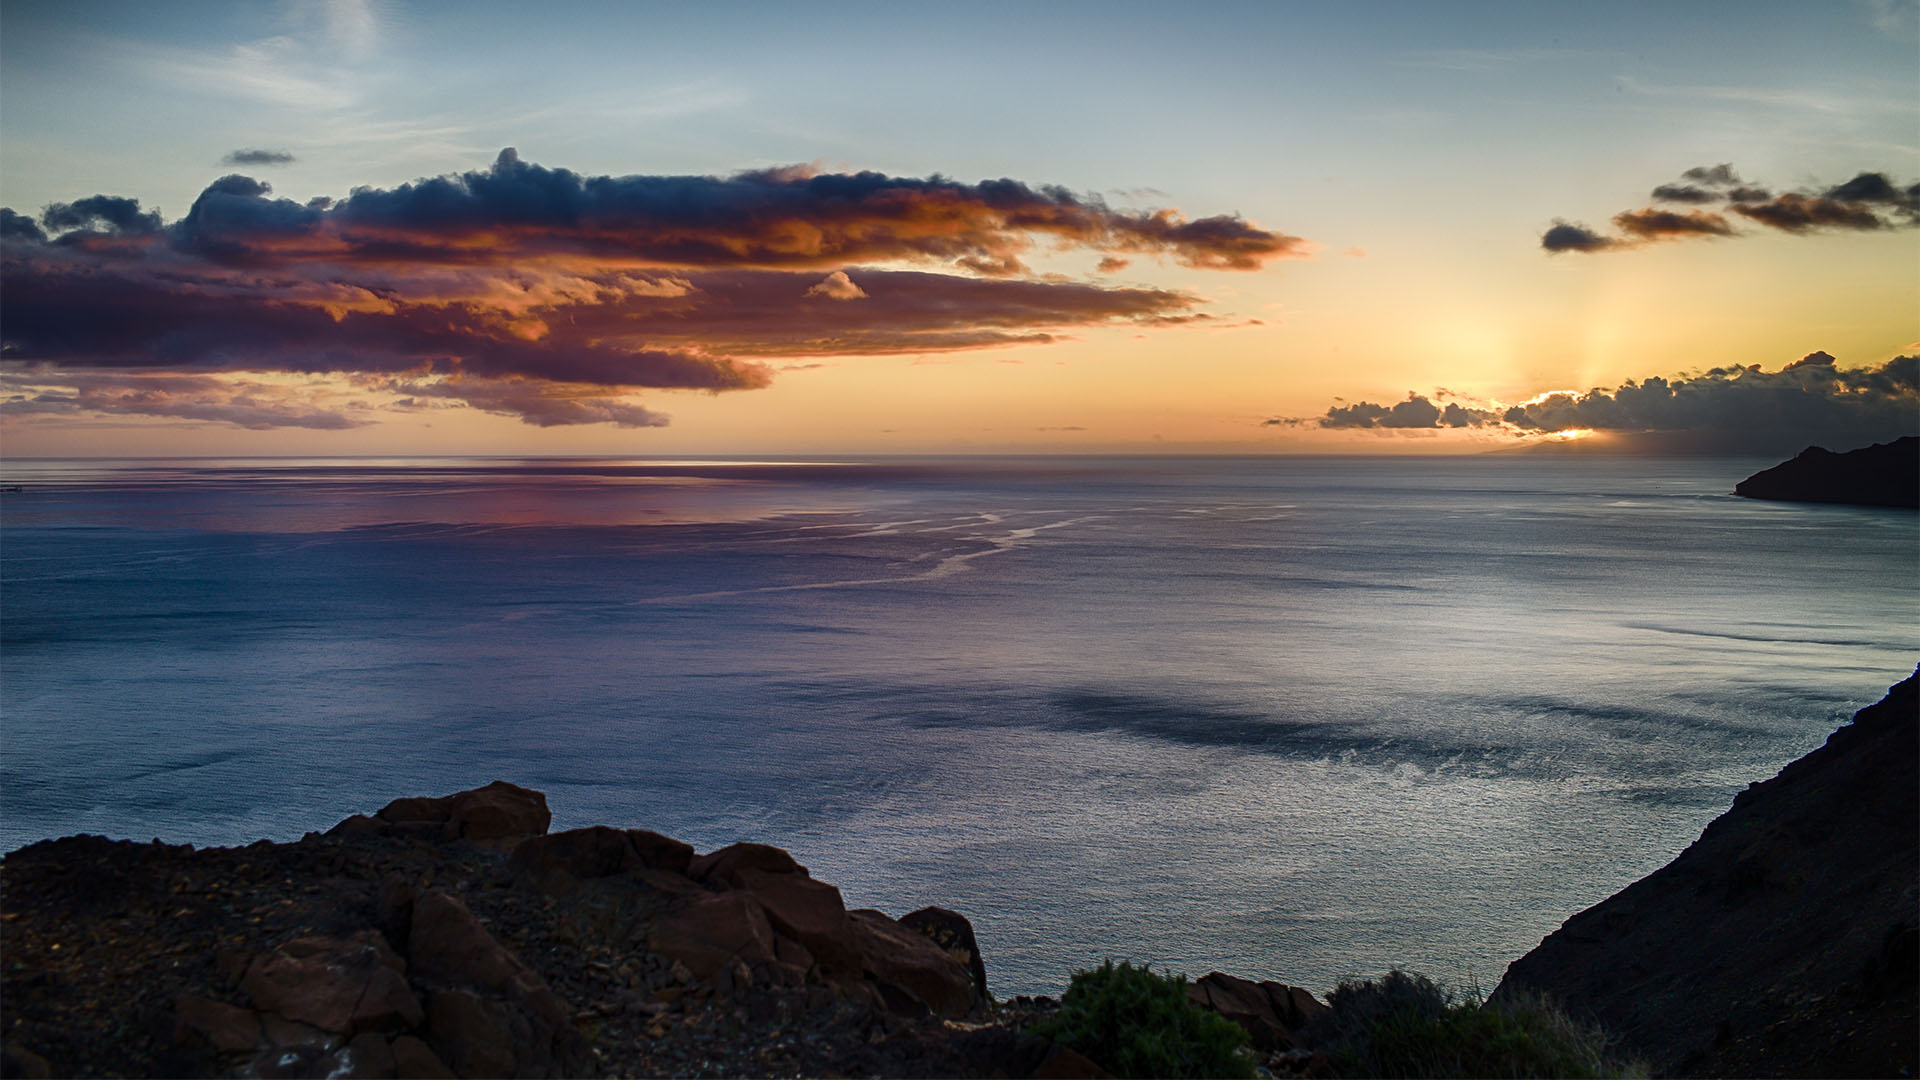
xmin=1186 ymin=971 xmax=1330 ymax=1053
xmin=1497 ymin=671 xmax=1919 ymax=1077
xmin=1 ymin=783 xmax=994 ymax=1078
xmin=1734 ymin=436 xmax=1919 ymax=508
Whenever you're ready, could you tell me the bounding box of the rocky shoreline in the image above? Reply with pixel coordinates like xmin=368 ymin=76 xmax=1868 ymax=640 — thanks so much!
xmin=0 ymin=783 xmax=1327 ymax=1079
xmin=4 ymin=673 xmax=1915 ymax=1078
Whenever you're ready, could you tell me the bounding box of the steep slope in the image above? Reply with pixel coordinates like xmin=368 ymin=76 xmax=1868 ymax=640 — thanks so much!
xmin=1498 ymin=672 xmax=1919 ymax=1076
xmin=1734 ymin=437 xmax=1919 ymax=508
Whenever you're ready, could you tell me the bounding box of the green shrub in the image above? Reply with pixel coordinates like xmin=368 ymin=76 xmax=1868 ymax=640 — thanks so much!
xmin=1306 ymin=970 xmax=1645 ymax=1079
xmin=1029 ymin=960 xmax=1256 ymax=1079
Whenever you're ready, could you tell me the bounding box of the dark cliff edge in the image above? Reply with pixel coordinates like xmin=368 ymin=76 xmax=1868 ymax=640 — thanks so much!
xmin=1734 ymin=436 xmax=1919 ymax=508
xmin=1497 ymin=672 xmax=1919 ymax=1077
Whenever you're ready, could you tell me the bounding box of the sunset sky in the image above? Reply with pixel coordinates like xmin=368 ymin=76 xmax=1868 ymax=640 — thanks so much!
xmin=2 ymin=0 xmax=1915 ymax=456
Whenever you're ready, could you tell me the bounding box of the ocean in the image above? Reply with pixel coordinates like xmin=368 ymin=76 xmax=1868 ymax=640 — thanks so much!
xmin=1 ymin=454 xmax=1913 ymax=995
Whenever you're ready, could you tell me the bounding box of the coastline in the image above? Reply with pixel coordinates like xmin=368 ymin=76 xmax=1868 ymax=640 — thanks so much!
xmin=4 ymin=672 xmax=1915 ymax=1078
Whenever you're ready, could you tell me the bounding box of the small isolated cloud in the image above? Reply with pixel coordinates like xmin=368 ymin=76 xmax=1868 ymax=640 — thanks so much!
xmin=1541 ymin=221 xmax=1614 ymax=252
xmin=1095 ymin=256 xmax=1131 ymax=273
xmin=804 ymin=270 xmax=867 ymax=300
xmin=222 ymin=149 xmax=297 ymax=166
xmin=1341 ymin=246 xmax=1367 ymax=258
xmin=1300 ymin=352 xmax=1917 ymax=454
xmin=1546 ymin=166 xmax=1918 ymax=253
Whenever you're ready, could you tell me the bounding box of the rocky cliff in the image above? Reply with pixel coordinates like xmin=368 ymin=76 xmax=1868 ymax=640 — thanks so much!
xmin=0 ymin=783 xmax=1329 ymax=1079
xmin=1497 ymin=673 xmax=1919 ymax=1077
xmin=1734 ymin=436 xmax=1919 ymax=508
xmin=0 ymin=783 xmax=1023 ymax=1078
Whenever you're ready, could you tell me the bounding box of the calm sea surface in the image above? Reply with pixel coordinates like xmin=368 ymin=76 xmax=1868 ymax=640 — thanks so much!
xmin=2 ymin=455 xmax=1914 ymax=994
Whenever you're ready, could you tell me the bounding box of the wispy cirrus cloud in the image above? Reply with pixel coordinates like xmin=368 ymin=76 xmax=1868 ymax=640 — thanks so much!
xmin=2 ymin=150 xmax=1296 ymax=429
xmin=1543 ymin=164 xmax=1918 ymax=252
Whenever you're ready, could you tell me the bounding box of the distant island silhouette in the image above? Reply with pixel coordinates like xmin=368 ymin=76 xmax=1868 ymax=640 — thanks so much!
xmin=1735 ymin=436 xmax=1919 ymax=508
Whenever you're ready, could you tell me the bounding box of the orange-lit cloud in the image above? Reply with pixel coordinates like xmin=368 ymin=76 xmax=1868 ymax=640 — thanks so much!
xmin=1 ymin=151 xmax=1293 ymax=428
xmin=1543 ymin=166 xmax=1918 ymax=253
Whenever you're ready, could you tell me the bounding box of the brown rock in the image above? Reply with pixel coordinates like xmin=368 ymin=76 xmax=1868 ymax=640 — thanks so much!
xmin=341 ymin=1032 xmax=396 ymax=1079
xmin=404 ymin=892 xmax=586 ymax=1074
xmin=1188 ymin=971 xmax=1326 ymax=1052
xmin=354 ymin=966 xmax=426 ymax=1032
xmin=687 ymin=841 xmax=806 ymax=886
xmin=408 ymin=892 xmax=524 ymax=992
xmin=774 ymin=934 xmax=815 ymax=971
xmin=425 ymin=990 xmax=515 ymax=1080
xmin=389 ymin=1035 xmax=455 ymax=1080
xmin=447 ymin=781 xmax=551 ymax=847
xmin=509 ymin=825 xmax=695 ymax=888
xmin=736 ymin=867 xmax=862 ymax=972
xmin=242 ymin=932 xmax=416 ymax=1036
xmin=511 ymin=826 xmax=638 ymax=882
xmin=846 ymin=908 xmax=977 ymax=1018
xmin=172 ymin=993 xmax=263 ymax=1052
xmin=648 ymin=890 xmax=779 ymax=979
xmin=902 ymin=906 xmax=990 ymax=1004
xmin=325 ymin=814 xmax=389 ymax=838
xmin=627 ymin=829 xmax=695 ymax=875
xmin=1030 ymin=1044 xmax=1112 ymax=1078
xmin=374 ymin=781 xmax=550 ymax=850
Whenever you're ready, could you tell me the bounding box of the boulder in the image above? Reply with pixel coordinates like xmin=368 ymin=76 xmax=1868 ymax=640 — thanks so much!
xmin=389 ymin=1035 xmax=454 ymax=1079
xmin=240 ymin=931 xmax=421 ymax=1036
xmin=735 ymin=867 xmax=862 ymax=973
xmin=627 ymin=829 xmax=696 ymax=876
xmin=510 ymin=825 xmax=695 ymax=886
xmin=341 ymin=1032 xmax=395 ymax=1079
xmin=901 ymin=906 xmax=990 ymax=1005
xmin=172 ymin=993 xmax=262 ymax=1053
xmin=374 ymin=781 xmax=550 ymax=850
xmin=687 ymin=841 xmax=806 ymax=886
xmin=846 ymin=909 xmax=977 ymax=1018
xmin=407 ymin=891 xmax=587 ymax=1075
xmin=1187 ymin=971 xmax=1328 ymax=1052
xmin=648 ymin=890 xmax=779 ymax=979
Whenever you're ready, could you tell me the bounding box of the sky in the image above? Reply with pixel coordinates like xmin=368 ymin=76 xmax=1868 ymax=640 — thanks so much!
xmin=1 ymin=0 xmax=1916 ymax=456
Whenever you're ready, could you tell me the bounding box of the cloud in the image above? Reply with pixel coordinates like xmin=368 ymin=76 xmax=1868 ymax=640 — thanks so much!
xmin=1320 ymin=393 xmax=1498 ymax=430
xmin=223 ymin=149 xmax=297 ymax=166
xmin=1732 ymin=193 xmax=1888 ymax=232
xmin=41 ymin=196 xmax=163 ymax=235
xmin=0 ymin=371 xmax=364 ymax=430
xmin=1680 ymin=164 xmax=1742 ymax=186
xmin=1611 ymin=207 xmax=1734 ymax=240
xmin=2 ymin=151 xmax=1276 ymax=428
xmin=804 ymin=270 xmax=867 ymax=300
xmin=1303 ymin=353 xmax=1917 ymax=454
xmin=369 ymin=375 xmax=670 ymax=428
xmin=1545 ymin=166 xmax=1917 ymax=253
xmin=2 ymin=209 xmax=48 ymax=244
xmin=156 ymin=148 xmax=1305 ymax=273
xmin=1541 ymin=221 xmax=1614 ymax=252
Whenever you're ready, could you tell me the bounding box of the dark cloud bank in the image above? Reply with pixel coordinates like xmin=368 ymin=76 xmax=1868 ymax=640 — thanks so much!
xmin=1293 ymin=352 xmax=1919 ymax=455
xmin=1544 ymin=164 xmax=1919 ymax=253
xmin=1 ymin=149 xmax=1299 ymax=429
